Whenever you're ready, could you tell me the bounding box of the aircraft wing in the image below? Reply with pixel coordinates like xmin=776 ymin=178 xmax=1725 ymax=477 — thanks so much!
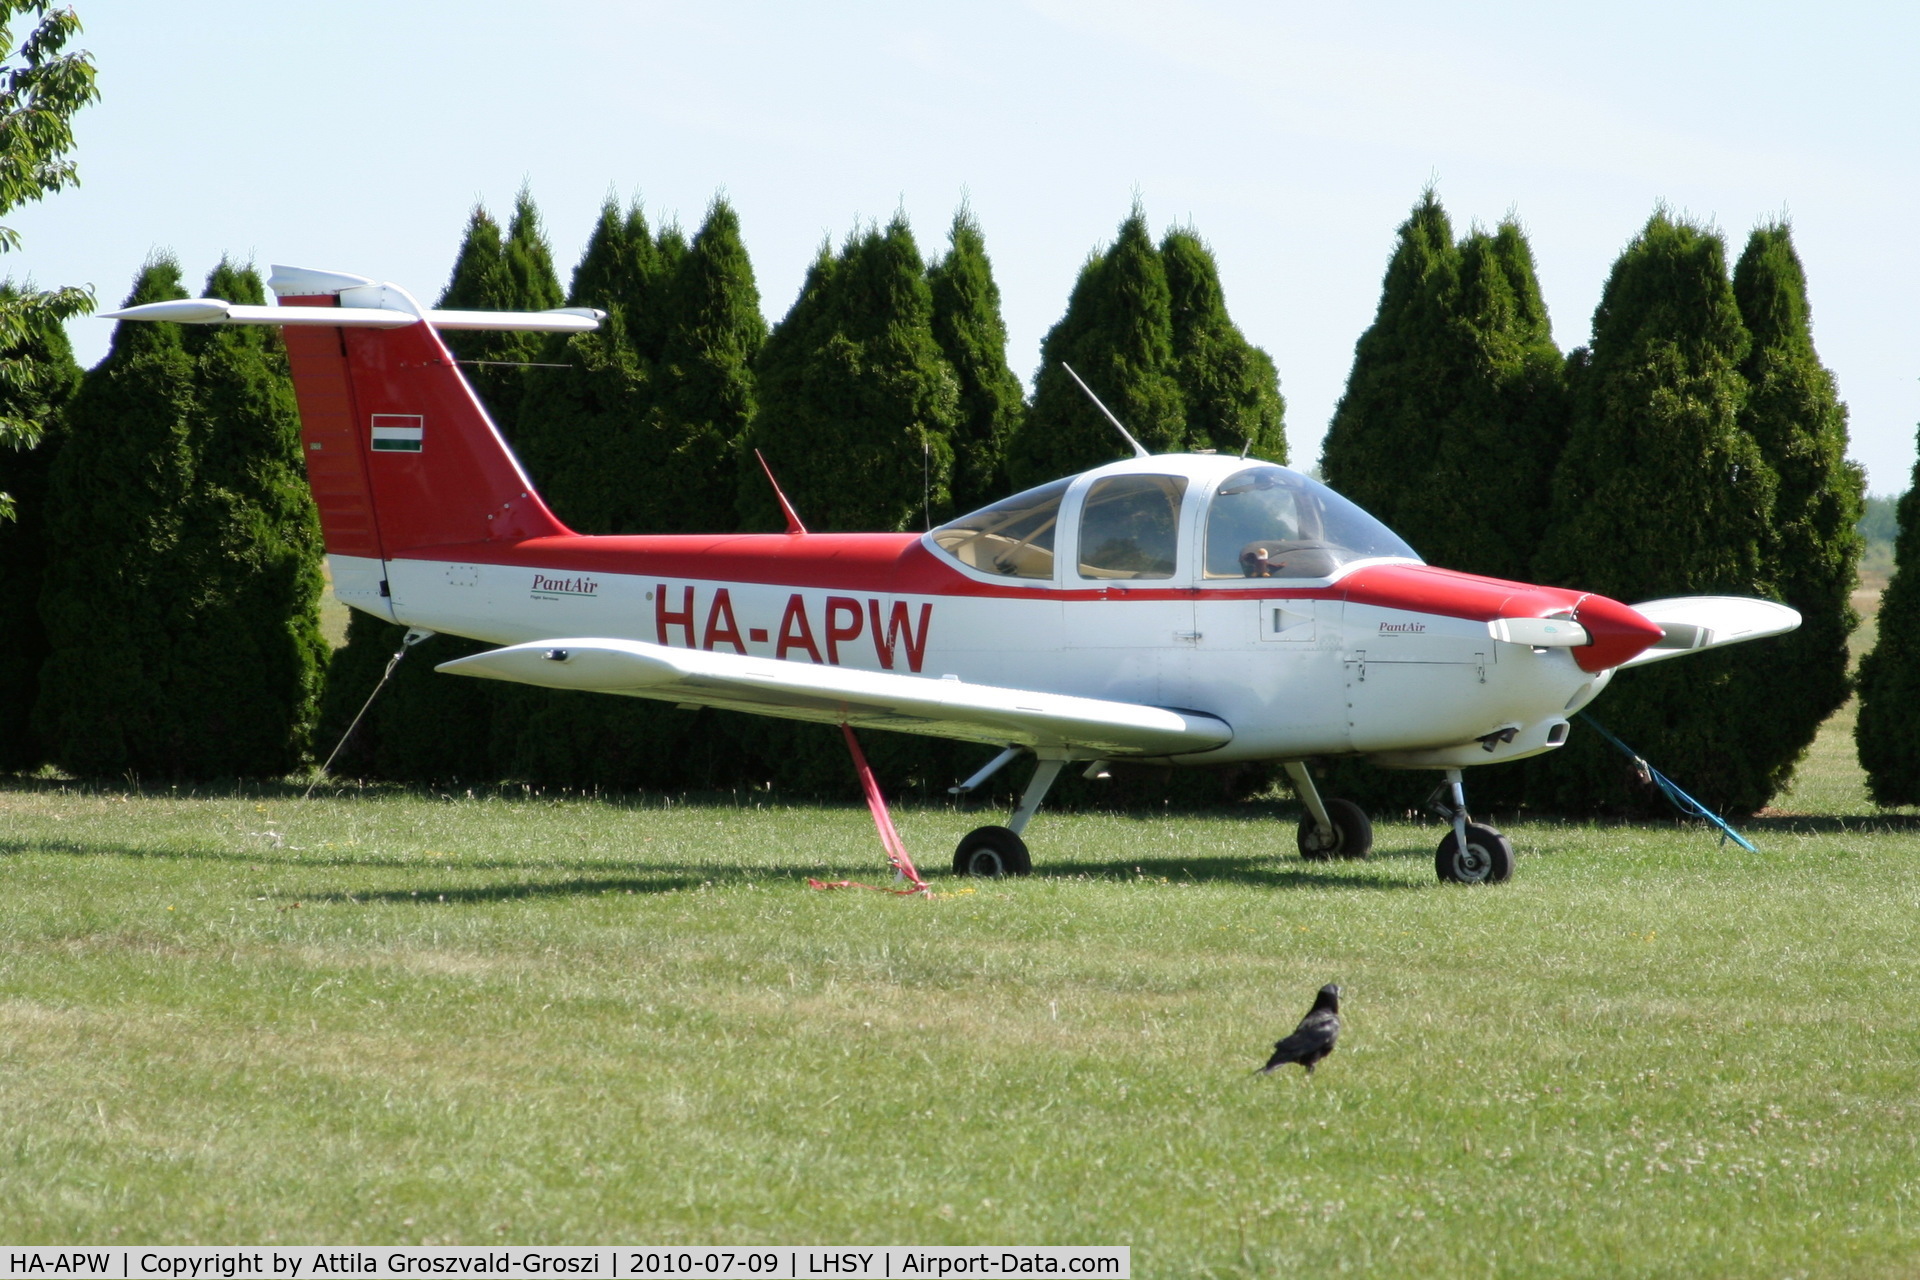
xmin=1618 ymin=596 xmax=1802 ymax=668
xmin=438 ymin=637 xmax=1234 ymax=757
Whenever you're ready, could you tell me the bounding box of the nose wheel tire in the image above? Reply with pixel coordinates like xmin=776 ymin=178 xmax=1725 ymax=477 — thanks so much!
xmin=954 ymin=825 xmax=1032 ymax=877
xmin=1297 ymin=798 xmax=1373 ymax=861
xmin=1436 ymin=823 xmax=1514 ymax=884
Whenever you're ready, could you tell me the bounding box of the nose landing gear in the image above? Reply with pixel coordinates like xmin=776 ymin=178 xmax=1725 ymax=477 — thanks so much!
xmin=1431 ymin=766 xmax=1513 ymax=883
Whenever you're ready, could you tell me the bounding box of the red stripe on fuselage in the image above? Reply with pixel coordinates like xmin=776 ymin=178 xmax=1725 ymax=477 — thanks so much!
xmin=389 ymin=534 xmax=1602 ymax=618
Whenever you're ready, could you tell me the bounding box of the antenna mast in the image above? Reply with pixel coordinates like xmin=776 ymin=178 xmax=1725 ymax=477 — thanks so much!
xmin=1061 ymin=363 xmax=1151 ymax=459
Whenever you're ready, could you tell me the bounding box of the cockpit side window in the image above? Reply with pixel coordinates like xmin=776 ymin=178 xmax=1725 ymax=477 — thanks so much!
xmin=1205 ymin=465 xmax=1420 ymax=578
xmin=1077 ymin=474 xmax=1187 ymax=579
xmin=929 ymin=477 xmax=1071 ymax=579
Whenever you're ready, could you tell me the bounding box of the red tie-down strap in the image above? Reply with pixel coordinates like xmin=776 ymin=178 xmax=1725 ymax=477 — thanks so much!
xmin=808 ymin=723 xmax=931 ymax=896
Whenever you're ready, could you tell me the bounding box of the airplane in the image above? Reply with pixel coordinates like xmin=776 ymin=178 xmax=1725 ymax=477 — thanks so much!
xmin=106 ymin=267 xmax=1801 ymax=887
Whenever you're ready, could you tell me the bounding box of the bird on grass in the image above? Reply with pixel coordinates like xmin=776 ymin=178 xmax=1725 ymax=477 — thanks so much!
xmin=1259 ymin=983 xmax=1341 ymax=1075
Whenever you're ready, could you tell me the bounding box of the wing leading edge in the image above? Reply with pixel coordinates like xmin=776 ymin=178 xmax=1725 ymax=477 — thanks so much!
xmin=438 ymin=638 xmax=1234 ymax=757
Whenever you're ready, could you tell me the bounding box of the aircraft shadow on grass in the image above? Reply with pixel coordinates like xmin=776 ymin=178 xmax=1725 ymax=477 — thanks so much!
xmin=310 ymin=874 xmax=710 ymax=905
xmin=1 ymin=832 xmax=1431 ymax=898
xmin=1033 ymin=853 xmax=1424 ymax=891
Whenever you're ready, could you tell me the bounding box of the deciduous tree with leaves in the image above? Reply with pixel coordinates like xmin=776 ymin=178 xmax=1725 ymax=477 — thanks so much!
xmin=0 ymin=0 xmax=97 ymax=520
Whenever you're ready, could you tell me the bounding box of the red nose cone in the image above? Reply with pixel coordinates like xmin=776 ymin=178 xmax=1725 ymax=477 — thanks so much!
xmin=1572 ymin=593 xmax=1666 ymax=671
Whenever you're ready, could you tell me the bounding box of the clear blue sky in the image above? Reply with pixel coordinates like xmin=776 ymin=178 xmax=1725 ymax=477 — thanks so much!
xmin=13 ymin=1 xmax=1918 ymax=492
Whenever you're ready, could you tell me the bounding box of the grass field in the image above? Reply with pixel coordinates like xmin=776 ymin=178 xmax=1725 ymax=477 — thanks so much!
xmin=4 ymin=607 xmax=1919 ymax=1275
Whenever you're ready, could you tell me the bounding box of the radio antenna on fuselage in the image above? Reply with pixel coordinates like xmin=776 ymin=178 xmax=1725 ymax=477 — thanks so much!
xmin=1061 ymin=363 xmax=1151 ymax=460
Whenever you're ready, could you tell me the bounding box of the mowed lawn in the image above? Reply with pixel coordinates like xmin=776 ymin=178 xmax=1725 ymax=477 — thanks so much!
xmin=3 ymin=605 xmax=1919 ymax=1274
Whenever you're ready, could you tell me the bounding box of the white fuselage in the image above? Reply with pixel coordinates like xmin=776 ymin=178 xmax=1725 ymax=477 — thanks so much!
xmin=330 ymin=455 xmax=1607 ymax=771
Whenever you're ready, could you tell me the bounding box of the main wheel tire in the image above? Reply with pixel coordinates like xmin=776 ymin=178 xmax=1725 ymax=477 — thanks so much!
xmin=1297 ymin=798 xmax=1373 ymax=861
xmin=953 ymin=825 xmax=1032 ymax=877
xmin=1436 ymin=823 xmax=1514 ymax=884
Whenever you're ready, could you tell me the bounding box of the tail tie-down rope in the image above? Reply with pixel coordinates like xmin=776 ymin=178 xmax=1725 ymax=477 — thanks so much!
xmin=1577 ymin=713 xmax=1758 ymax=852
xmin=302 ymin=627 xmax=435 ymax=800
xmin=808 ymin=724 xmax=932 ymax=896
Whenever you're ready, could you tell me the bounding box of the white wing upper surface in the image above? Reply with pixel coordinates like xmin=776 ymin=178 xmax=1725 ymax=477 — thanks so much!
xmin=439 ymin=638 xmax=1234 ymax=757
xmin=1621 ymin=596 xmax=1802 ymax=668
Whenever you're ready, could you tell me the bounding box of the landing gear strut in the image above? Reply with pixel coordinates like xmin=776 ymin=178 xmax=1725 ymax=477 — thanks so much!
xmin=1284 ymin=761 xmax=1372 ymax=861
xmin=953 ymin=754 xmax=1067 ymax=877
xmin=1431 ymin=767 xmax=1513 ymax=884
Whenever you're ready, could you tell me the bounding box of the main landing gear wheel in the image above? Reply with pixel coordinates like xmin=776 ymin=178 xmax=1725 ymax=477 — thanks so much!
xmin=1436 ymin=823 xmax=1514 ymax=884
xmin=1297 ymin=798 xmax=1373 ymax=862
xmin=954 ymin=825 xmax=1032 ymax=878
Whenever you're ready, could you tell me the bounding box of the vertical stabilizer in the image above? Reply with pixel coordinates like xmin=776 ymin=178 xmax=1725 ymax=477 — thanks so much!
xmin=101 ymin=268 xmax=593 ymax=618
xmin=269 ymin=275 xmax=573 ymax=613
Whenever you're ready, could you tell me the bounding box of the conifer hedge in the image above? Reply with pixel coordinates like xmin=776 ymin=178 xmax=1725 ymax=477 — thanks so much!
xmin=739 ymin=215 xmax=959 ymax=533
xmin=0 ymin=290 xmax=80 ymax=771
xmin=35 ymin=259 xmax=324 ymax=779
xmin=1856 ymin=456 xmax=1920 ymax=804
xmin=1008 ymin=210 xmax=1185 ymax=489
xmin=1008 ymin=209 xmax=1284 ymax=493
xmin=1725 ymin=223 xmax=1863 ymax=797
xmin=495 ymin=197 xmax=765 ymax=793
xmin=1322 ymin=192 xmax=1564 ymax=581
xmin=1523 ymin=212 xmax=1778 ymax=816
xmin=928 ymin=208 xmax=1024 ymax=514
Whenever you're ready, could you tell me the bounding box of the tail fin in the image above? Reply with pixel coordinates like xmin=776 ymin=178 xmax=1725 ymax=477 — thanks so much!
xmin=107 ymin=267 xmax=598 ymax=617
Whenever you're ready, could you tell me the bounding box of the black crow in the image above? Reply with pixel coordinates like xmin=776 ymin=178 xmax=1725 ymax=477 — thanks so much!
xmin=1259 ymin=983 xmax=1341 ymax=1075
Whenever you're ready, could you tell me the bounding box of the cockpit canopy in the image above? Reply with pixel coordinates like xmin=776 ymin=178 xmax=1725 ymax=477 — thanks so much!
xmin=1202 ymin=464 xmax=1418 ymax=578
xmin=929 ymin=461 xmax=1419 ymax=582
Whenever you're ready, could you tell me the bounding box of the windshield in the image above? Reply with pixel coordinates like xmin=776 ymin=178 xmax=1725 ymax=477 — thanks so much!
xmin=929 ymin=477 xmax=1071 ymax=579
xmin=1204 ymin=465 xmax=1419 ymax=578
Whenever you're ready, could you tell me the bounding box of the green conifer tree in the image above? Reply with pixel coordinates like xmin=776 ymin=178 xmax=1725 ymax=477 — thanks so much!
xmin=1857 ymin=455 xmax=1920 ymax=804
xmin=652 ymin=196 xmax=766 ymax=533
xmin=34 ymin=259 xmax=197 ymax=776
xmin=510 ymin=198 xmax=660 ymax=533
xmin=741 ymin=214 xmax=958 ymax=532
xmin=1422 ymin=222 xmax=1569 ymax=579
xmin=0 ymin=288 xmax=79 ymax=770
xmin=1006 ymin=208 xmax=1183 ymax=490
xmin=1160 ymin=227 xmax=1286 ymax=463
xmin=927 ymin=206 xmax=1026 ymax=510
xmin=1320 ymin=191 xmax=1459 ymax=536
xmin=1724 ymin=222 xmax=1863 ymax=795
xmin=1524 ymin=211 xmax=1777 ymax=814
xmin=35 ymin=259 xmax=326 ymax=778
xmin=436 ymin=190 xmax=563 ymax=435
xmin=1322 ymin=193 xmax=1567 ymax=580
xmin=165 ymin=260 xmax=328 ymax=774
xmin=491 ymin=198 xmax=760 ymax=793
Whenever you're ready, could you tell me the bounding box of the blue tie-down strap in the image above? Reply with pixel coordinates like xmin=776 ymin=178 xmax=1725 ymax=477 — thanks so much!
xmin=1576 ymin=713 xmax=1758 ymax=852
